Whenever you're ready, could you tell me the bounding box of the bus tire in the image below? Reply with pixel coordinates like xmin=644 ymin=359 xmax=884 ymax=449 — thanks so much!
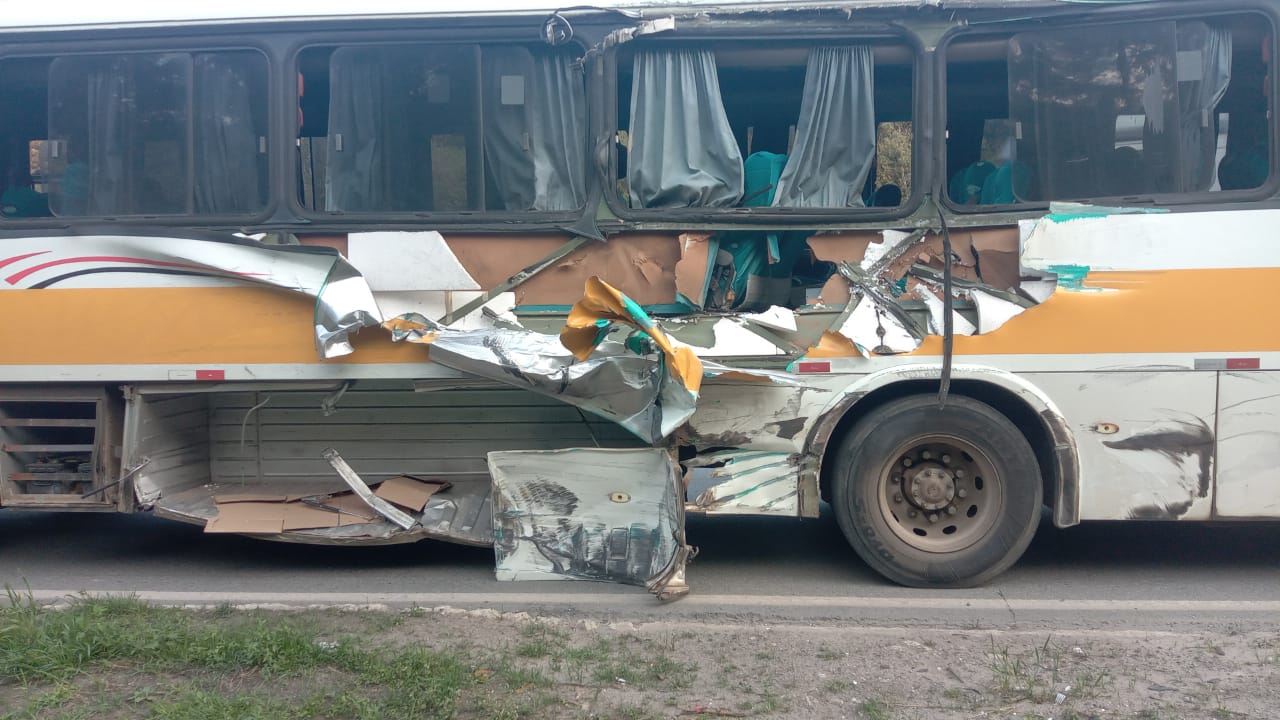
xmin=831 ymin=394 xmax=1042 ymax=588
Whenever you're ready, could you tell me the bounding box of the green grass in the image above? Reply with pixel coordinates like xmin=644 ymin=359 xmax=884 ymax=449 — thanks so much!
xmin=0 ymin=589 xmax=708 ymax=720
xmin=0 ymin=589 xmax=468 ymax=720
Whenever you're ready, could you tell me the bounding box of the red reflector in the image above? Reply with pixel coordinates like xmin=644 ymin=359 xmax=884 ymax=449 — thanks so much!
xmin=1226 ymin=358 xmax=1261 ymax=370
xmin=797 ymin=361 xmax=831 ymax=374
xmin=195 ymin=370 xmax=226 ymax=380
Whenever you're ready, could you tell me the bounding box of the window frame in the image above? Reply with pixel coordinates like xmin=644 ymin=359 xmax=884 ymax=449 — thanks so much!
xmin=0 ymin=37 xmax=276 ymax=227
xmin=285 ymin=29 xmax=594 ymax=225
xmin=601 ymin=25 xmax=926 ymax=226
xmin=938 ymin=1 xmax=1280 ymax=215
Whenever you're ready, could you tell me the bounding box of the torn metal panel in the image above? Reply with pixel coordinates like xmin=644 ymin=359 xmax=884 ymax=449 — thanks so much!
xmin=835 ymin=293 xmax=924 ymax=355
xmin=671 ymin=317 xmax=790 ymax=357
xmin=346 ymin=231 xmax=481 ymax=291
xmin=915 ymin=286 xmax=976 ymax=336
xmin=681 ymin=379 xmax=826 ymax=453
xmin=685 ymin=449 xmax=799 ymax=516
xmin=487 ymin=448 xmax=689 ymax=599
xmin=970 ymin=289 xmax=1027 ymax=334
xmin=0 ymin=232 xmax=383 ymax=359
xmin=387 ymin=278 xmax=797 ymax=443
xmin=323 ymin=448 xmax=417 ymax=529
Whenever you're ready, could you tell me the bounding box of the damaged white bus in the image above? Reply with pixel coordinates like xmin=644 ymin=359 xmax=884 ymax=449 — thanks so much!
xmin=0 ymin=0 xmax=1275 ymax=596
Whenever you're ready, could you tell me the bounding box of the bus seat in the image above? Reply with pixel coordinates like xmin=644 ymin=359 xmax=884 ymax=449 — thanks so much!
xmin=949 ymin=161 xmax=996 ymax=205
xmin=980 ymin=161 xmax=1031 ymax=205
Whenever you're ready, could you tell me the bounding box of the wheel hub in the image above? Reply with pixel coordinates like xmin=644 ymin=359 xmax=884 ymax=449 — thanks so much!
xmin=907 ymin=464 xmax=955 ymax=511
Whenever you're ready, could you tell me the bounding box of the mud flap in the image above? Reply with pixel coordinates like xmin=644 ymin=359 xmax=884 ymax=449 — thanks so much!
xmin=487 ymin=448 xmax=691 ymax=600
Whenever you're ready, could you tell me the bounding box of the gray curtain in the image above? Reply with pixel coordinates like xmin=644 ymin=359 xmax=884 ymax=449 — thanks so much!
xmin=482 ymin=49 xmax=587 ymax=211
xmin=325 ymin=47 xmax=432 ymax=212
xmin=773 ymin=46 xmax=876 ymax=208
xmin=1177 ymin=23 xmax=1232 ymax=192
xmin=85 ymin=59 xmax=132 ymax=215
xmin=194 ymin=54 xmax=261 ymax=213
xmin=627 ymin=48 xmax=743 ymax=209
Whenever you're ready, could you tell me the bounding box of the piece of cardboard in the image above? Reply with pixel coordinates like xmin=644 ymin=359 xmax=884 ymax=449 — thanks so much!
xmin=321 ymin=493 xmax=381 ymax=526
xmin=282 ymin=502 xmax=343 ymax=531
xmin=373 ymin=476 xmax=448 ymax=512
xmin=205 ymin=502 xmax=286 ymax=534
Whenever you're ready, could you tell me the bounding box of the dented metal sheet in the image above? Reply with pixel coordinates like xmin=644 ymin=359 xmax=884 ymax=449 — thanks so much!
xmin=0 ymin=232 xmax=382 ymax=359
xmin=385 ymin=277 xmax=793 ymax=444
xmin=686 ymin=449 xmax=799 ymax=515
xmin=487 ymin=448 xmax=689 ymax=599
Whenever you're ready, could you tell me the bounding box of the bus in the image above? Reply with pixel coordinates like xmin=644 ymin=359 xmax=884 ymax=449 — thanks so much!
xmin=0 ymin=0 xmax=1275 ymax=597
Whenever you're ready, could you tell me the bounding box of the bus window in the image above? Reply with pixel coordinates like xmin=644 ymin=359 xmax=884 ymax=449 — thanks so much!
xmin=298 ymin=43 xmax=586 ymax=215
xmin=15 ymin=51 xmax=270 ymax=219
xmin=0 ymin=58 xmax=51 ymax=218
xmin=615 ymin=40 xmax=913 ymax=212
xmin=946 ymin=13 xmax=1271 ymax=207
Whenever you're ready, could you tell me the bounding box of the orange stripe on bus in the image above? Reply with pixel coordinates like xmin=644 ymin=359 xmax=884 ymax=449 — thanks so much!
xmin=0 ymin=287 xmax=428 ymax=365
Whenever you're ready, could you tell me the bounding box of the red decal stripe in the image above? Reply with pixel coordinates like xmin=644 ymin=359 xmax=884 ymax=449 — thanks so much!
xmin=796 ymin=361 xmax=831 ymax=374
xmin=195 ymin=370 xmax=226 ymax=381
xmin=1226 ymin=358 xmax=1261 ymax=370
xmin=0 ymin=251 xmax=50 ymax=271
xmin=6 ymin=255 xmax=258 ymax=285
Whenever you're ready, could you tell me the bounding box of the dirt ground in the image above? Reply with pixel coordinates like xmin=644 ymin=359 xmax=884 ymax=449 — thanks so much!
xmin=4 ymin=600 xmax=1278 ymax=720
xmin=369 ymin=605 xmax=1280 ymax=719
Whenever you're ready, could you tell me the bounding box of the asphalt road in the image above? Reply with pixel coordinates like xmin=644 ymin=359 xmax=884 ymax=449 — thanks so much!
xmin=1 ymin=508 xmax=1277 ymax=628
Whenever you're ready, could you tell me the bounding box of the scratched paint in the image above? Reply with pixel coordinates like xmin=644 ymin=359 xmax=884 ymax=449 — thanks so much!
xmin=685 ymin=449 xmax=799 ymax=516
xmin=486 ymin=448 xmax=690 ymax=598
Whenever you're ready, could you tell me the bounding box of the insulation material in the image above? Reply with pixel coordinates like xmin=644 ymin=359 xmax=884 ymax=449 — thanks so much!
xmin=673 ymin=232 xmax=716 ymax=310
xmin=445 ymin=233 xmax=682 ymax=307
xmin=487 ymin=447 xmax=689 ymax=599
xmin=0 ymin=232 xmax=382 ymax=359
xmin=685 ymin=450 xmax=799 ymax=516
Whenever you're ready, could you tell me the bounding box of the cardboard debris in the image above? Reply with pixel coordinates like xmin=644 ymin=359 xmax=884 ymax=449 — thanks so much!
xmin=204 ymin=502 xmax=286 ymax=534
xmin=323 ymin=493 xmax=380 ymax=523
xmin=373 ymin=475 xmax=449 ymax=512
xmin=205 ymin=488 xmax=398 ymax=534
xmin=282 ymin=502 xmax=345 ymax=531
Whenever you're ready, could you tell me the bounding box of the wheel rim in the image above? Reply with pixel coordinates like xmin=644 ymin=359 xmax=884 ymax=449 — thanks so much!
xmin=875 ymin=434 xmax=1003 ymax=554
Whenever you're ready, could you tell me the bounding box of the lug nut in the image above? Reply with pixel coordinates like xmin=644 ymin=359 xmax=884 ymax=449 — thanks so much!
xmin=957 ymin=489 xmax=967 ymax=499
xmin=928 ymin=513 xmax=938 ymax=523
xmin=954 ymin=469 xmax=966 ymax=479
xmin=947 ymin=505 xmax=958 ymax=515
xmin=892 ymin=474 xmax=902 ymax=484
xmin=921 ymin=450 xmax=932 ymax=460
xmin=902 ymin=458 xmax=913 ymax=468
xmin=893 ymin=493 xmax=903 ymax=503
xmin=941 ymin=454 xmax=952 ymax=465
xmin=908 ymin=510 xmax=918 ymax=518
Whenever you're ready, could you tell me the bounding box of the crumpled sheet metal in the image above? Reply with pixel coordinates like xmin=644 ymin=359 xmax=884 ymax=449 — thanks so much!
xmin=819 ymin=225 xmax=1058 ymax=356
xmin=487 ymin=447 xmax=690 ymax=600
xmin=0 ymin=232 xmax=383 ymax=359
xmin=685 ymin=449 xmax=799 ymax=516
xmin=384 ymin=277 xmax=790 ymax=444
xmin=313 ymin=257 xmax=384 ymax=358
